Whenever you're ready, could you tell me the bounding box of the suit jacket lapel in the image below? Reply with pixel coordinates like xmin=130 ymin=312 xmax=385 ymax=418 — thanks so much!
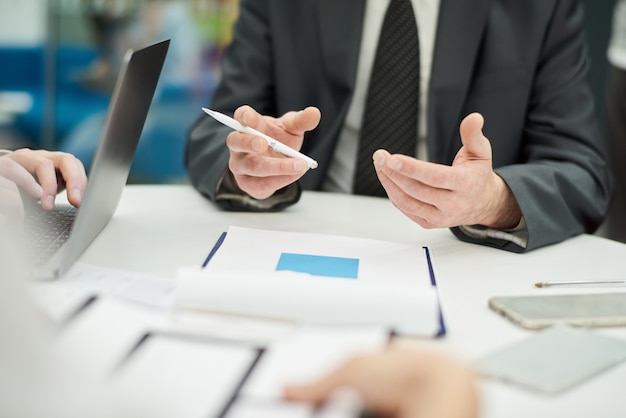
xmin=428 ymin=0 xmax=491 ymax=164
xmin=315 ymin=0 xmax=365 ymax=97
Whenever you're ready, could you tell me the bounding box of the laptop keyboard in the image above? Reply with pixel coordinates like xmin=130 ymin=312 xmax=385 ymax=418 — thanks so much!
xmin=24 ymin=205 xmax=77 ymax=266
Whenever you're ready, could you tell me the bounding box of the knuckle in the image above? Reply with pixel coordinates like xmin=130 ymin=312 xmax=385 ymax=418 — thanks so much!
xmin=39 ymin=158 xmax=55 ymax=171
xmin=59 ymin=151 xmax=73 ymax=160
xmin=13 ymin=148 xmax=32 ymax=157
xmin=243 ymin=156 xmax=263 ymax=174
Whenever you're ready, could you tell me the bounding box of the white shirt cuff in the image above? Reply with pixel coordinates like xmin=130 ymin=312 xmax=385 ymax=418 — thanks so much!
xmin=458 ymin=217 xmax=528 ymax=249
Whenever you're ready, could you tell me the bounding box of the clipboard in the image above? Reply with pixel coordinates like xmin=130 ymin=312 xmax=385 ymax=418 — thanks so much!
xmin=198 ymin=230 xmax=447 ymax=338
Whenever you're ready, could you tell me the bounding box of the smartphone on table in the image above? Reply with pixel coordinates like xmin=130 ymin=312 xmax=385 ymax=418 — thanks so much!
xmin=488 ymin=293 xmax=626 ymax=329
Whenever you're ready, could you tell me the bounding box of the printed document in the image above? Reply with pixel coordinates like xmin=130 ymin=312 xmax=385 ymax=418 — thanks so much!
xmin=174 ymin=226 xmax=441 ymax=336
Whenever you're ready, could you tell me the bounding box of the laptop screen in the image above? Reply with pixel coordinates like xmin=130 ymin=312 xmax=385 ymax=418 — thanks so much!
xmin=58 ymin=39 xmax=170 ymax=277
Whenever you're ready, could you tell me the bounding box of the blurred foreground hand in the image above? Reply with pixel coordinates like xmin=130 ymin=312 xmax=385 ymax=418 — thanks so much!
xmin=284 ymin=347 xmax=479 ymax=418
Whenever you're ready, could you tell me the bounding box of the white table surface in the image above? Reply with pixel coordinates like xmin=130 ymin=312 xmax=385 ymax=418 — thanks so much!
xmin=78 ymin=184 xmax=626 ymax=418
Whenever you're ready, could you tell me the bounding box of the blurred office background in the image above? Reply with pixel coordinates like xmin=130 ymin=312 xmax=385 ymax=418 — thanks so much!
xmin=0 ymin=0 xmax=617 ymax=185
xmin=0 ymin=0 xmax=238 ymax=183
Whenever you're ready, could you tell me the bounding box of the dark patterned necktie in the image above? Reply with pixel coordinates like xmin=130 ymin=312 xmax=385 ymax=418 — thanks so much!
xmin=353 ymin=0 xmax=420 ymax=197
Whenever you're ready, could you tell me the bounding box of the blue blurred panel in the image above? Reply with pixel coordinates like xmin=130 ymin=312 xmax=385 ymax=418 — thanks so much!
xmin=60 ymin=80 xmax=217 ymax=184
xmin=0 ymin=45 xmax=110 ymax=147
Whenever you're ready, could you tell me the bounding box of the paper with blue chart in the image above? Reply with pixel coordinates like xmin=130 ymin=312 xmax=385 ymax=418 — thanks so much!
xmin=174 ymin=226 xmax=441 ymax=336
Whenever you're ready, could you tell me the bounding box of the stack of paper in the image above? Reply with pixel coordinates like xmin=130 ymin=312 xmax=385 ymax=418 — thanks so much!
xmin=174 ymin=226 xmax=442 ymax=336
xmin=112 ymin=334 xmax=258 ymax=418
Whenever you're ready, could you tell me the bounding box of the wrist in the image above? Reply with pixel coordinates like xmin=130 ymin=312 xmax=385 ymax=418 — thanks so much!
xmin=481 ymin=173 xmax=521 ymax=229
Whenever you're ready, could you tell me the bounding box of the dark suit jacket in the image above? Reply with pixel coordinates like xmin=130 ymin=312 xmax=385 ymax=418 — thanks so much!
xmin=187 ymin=0 xmax=612 ymax=252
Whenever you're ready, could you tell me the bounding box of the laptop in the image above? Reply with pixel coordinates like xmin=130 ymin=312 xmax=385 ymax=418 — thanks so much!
xmin=26 ymin=39 xmax=170 ymax=280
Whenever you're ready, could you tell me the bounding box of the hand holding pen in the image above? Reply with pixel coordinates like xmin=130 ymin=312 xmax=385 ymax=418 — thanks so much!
xmin=206 ymin=105 xmax=320 ymax=200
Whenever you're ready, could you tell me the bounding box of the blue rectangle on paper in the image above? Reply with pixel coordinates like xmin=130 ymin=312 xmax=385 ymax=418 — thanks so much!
xmin=276 ymin=253 xmax=359 ymax=279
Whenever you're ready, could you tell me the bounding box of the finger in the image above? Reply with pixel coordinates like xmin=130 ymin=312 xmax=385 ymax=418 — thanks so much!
xmin=377 ymin=167 xmax=440 ymax=227
xmin=0 ymin=158 xmax=44 ymax=199
xmin=236 ymin=173 xmax=305 ymax=200
xmin=373 ymin=149 xmax=449 ymax=197
xmin=0 ymin=177 xmax=25 ymax=227
xmin=228 ymin=110 xmax=292 ymax=156
xmin=283 ymin=382 xmax=334 ymax=405
xmin=234 ymin=105 xmax=316 ymax=149
xmin=277 ymin=107 xmax=321 ymax=136
xmin=226 ymin=131 xmax=269 ymax=155
xmin=230 ymin=152 xmax=309 ymax=178
xmin=234 ymin=105 xmax=276 ymax=137
xmin=379 ymin=169 xmax=442 ymax=209
xmin=283 ymin=360 xmax=365 ymax=404
xmin=458 ymin=112 xmax=491 ymax=161
xmin=373 ymin=151 xmax=452 ymax=226
xmin=377 ymin=161 xmax=451 ymax=208
xmin=375 ymin=151 xmax=458 ymax=191
xmin=55 ymin=154 xmax=87 ymax=207
xmin=8 ymin=149 xmax=58 ymax=209
xmin=30 ymin=159 xmax=59 ymax=210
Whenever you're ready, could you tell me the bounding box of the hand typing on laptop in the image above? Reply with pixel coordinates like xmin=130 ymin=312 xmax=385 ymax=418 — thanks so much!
xmin=16 ymin=40 xmax=170 ymax=280
xmin=0 ymin=149 xmax=87 ymax=210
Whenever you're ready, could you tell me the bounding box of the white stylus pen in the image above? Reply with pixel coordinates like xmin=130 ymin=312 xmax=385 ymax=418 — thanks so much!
xmin=202 ymin=107 xmax=318 ymax=169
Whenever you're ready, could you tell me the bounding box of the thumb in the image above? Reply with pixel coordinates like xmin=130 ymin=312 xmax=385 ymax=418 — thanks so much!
xmin=278 ymin=107 xmax=322 ymax=136
xmin=458 ymin=112 xmax=491 ymax=160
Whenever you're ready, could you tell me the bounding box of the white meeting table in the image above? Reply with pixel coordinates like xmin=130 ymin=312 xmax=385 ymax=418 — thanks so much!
xmin=76 ymin=184 xmax=626 ymax=418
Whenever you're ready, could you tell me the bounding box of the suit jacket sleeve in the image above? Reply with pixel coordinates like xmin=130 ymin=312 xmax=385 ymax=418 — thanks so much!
xmin=185 ymin=0 xmax=301 ymax=211
xmin=451 ymin=0 xmax=612 ymax=252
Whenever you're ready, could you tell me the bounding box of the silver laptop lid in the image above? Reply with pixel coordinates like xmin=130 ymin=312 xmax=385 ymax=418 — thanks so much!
xmin=56 ymin=39 xmax=170 ymax=277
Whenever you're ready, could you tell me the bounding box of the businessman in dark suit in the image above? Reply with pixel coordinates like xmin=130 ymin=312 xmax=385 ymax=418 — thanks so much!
xmin=186 ymin=0 xmax=612 ymax=253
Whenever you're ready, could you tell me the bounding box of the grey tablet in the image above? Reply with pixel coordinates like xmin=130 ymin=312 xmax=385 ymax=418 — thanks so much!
xmin=476 ymin=325 xmax=626 ymax=393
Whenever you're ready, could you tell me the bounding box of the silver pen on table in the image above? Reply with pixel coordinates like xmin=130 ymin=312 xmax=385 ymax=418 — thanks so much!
xmin=534 ymin=280 xmax=626 ymax=288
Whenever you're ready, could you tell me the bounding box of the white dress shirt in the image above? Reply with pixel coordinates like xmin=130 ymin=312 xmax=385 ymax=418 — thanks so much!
xmin=608 ymin=0 xmax=626 ymax=70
